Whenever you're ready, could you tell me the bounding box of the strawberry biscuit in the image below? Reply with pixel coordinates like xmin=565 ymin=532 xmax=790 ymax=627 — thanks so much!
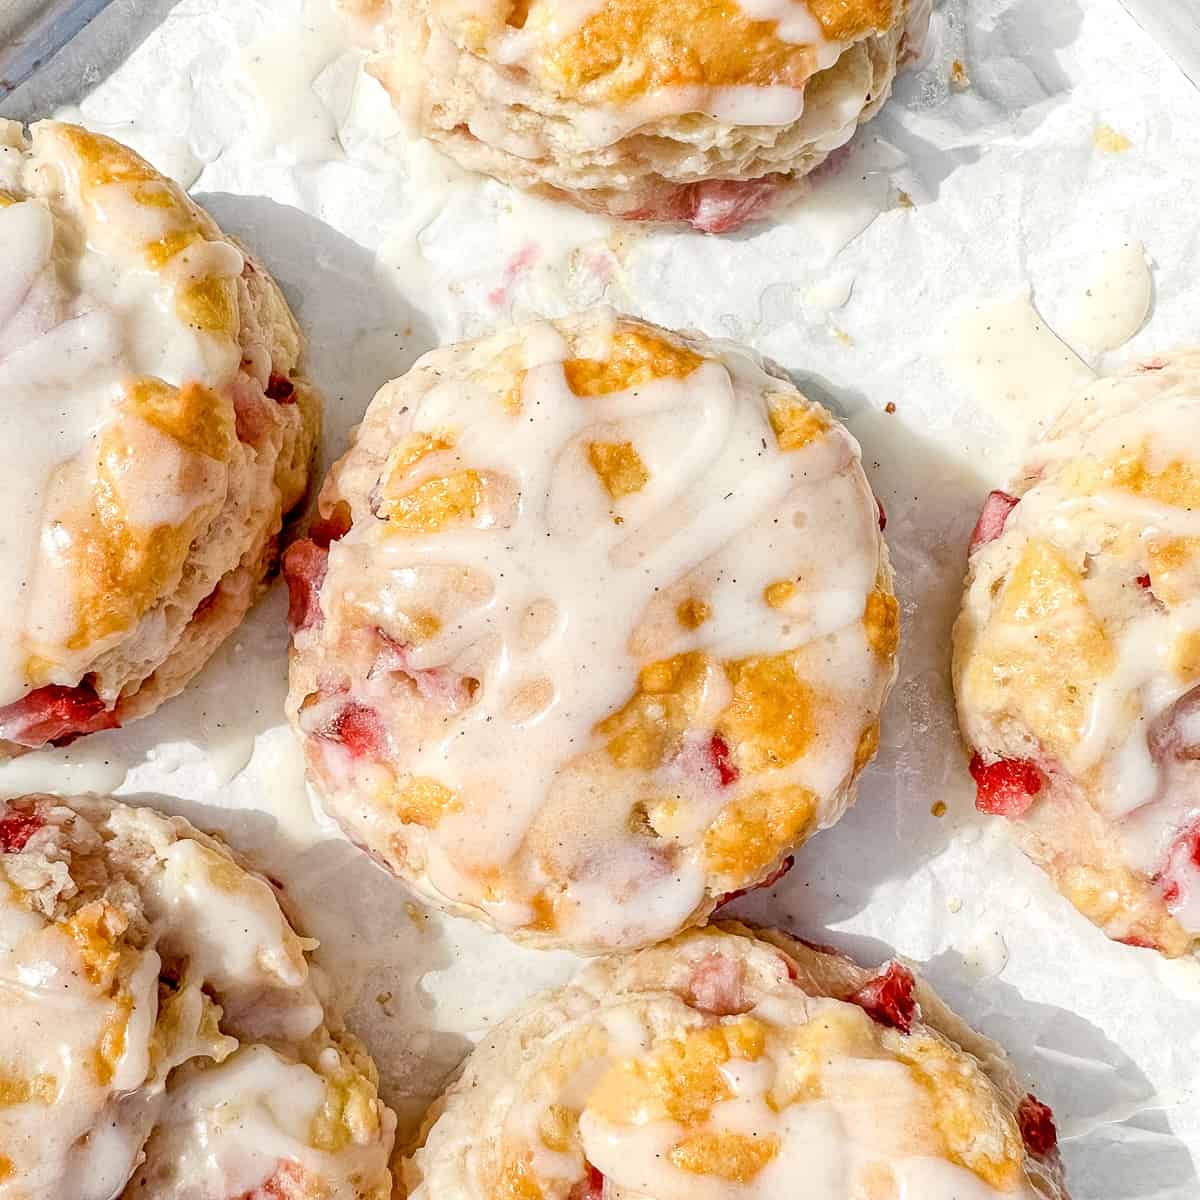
xmin=954 ymin=353 xmax=1200 ymax=956
xmin=0 ymin=121 xmax=320 ymax=754
xmin=285 ymin=309 xmax=897 ymax=951
xmin=361 ymin=0 xmax=929 ymax=230
xmin=0 ymin=794 xmax=395 ymax=1200
xmin=400 ymin=924 xmax=1068 ymax=1200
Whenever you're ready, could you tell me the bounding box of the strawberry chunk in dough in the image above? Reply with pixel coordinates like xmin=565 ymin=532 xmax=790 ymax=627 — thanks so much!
xmin=969 ymin=753 xmax=1043 ymax=818
xmin=848 ymin=961 xmax=917 ymax=1033
xmin=0 ymin=683 xmax=120 ymax=748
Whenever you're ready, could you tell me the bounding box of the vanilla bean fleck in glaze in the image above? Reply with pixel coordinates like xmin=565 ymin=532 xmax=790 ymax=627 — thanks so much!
xmin=285 ymin=309 xmax=897 ymax=951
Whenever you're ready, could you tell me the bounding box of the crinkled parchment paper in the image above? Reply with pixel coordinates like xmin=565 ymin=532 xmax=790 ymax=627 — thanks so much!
xmin=3 ymin=1 xmax=1200 ymax=1195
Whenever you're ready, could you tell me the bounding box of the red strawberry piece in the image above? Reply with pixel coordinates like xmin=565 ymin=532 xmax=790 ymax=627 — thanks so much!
xmin=876 ymin=496 xmax=887 ymax=531
xmin=1155 ymin=819 xmax=1200 ymax=912
xmin=969 ymin=491 xmax=1020 ymax=552
xmin=708 ymin=733 xmax=738 ymax=786
xmin=687 ymin=952 xmax=751 ymax=1015
xmin=282 ymin=540 xmax=328 ymax=633
xmin=265 ymin=374 xmax=296 ymax=403
xmin=0 ymin=683 xmax=120 ymax=748
xmin=309 ymin=501 xmax=353 ymax=549
xmin=848 ymin=961 xmax=917 ymax=1033
xmin=315 ymin=703 xmax=386 ymax=759
xmin=568 ymin=1164 xmax=605 ymax=1200
xmin=685 ymin=178 xmax=781 ymax=234
xmin=969 ymin=753 xmax=1042 ymax=818
xmin=715 ymin=855 xmax=795 ymax=908
xmin=0 ymin=809 xmax=44 ymax=853
xmin=626 ymin=177 xmax=782 ymax=234
xmin=1136 ymin=574 xmax=1152 ymax=589
xmin=314 ymin=700 xmax=384 ymax=758
xmin=234 ymin=1160 xmax=305 ymax=1199
xmin=1116 ymin=934 xmax=1157 ymax=950
xmin=1017 ymin=1094 xmax=1058 ymax=1157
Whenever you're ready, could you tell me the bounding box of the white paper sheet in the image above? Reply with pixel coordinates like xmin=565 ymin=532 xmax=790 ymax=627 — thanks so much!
xmin=2 ymin=1 xmax=1199 ymax=1195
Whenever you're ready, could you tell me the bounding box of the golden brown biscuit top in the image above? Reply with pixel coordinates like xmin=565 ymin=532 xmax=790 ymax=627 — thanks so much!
xmin=404 ymin=929 xmax=1056 ymax=1200
xmin=0 ymin=121 xmax=249 ymax=706
xmin=431 ymin=0 xmax=906 ymax=117
xmin=290 ymin=310 xmax=895 ymax=949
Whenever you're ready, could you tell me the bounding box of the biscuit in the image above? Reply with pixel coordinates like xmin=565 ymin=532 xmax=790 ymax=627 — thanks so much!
xmin=0 ymin=120 xmax=320 ymax=755
xmin=400 ymin=924 xmax=1067 ymax=1200
xmin=285 ymin=308 xmax=897 ymax=951
xmin=954 ymin=352 xmax=1200 ymax=956
xmin=0 ymin=794 xmax=395 ymax=1199
xmin=361 ymin=0 xmax=930 ymax=229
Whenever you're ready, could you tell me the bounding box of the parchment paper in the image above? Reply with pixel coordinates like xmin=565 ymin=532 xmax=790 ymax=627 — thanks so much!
xmin=2 ymin=2 xmax=1199 ymax=1196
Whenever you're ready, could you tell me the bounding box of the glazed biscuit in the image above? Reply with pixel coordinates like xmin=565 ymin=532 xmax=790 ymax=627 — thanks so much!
xmin=954 ymin=352 xmax=1200 ymax=956
xmin=285 ymin=308 xmax=897 ymax=952
xmin=0 ymin=795 xmax=395 ymax=1199
xmin=400 ymin=924 xmax=1067 ymax=1200
xmin=0 ymin=120 xmax=320 ymax=754
xmin=361 ymin=0 xmax=930 ymax=230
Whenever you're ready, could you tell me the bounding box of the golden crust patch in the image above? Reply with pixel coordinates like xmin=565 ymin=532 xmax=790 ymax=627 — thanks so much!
xmin=62 ymin=387 xmax=233 ymax=652
xmin=864 ymin=588 xmax=899 ymax=658
xmin=62 ymin=900 xmax=127 ymax=992
xmin=587 ymin=440 xmax=650 ymax=498
xmin=495 ymin=1157 xmax=544 ymax=1200
xmin=144 ymin=227 xmax=199 ymax=269
xmin=767 ymin=394 xmax=830 ymax=451
xmin=587 ymin=1019 xmax=766 ymax=1127
xmin=853 ymin=721 xmax=880 ymax=772
xmin=763 ymin=580 xmax=796 ymax=608
xmin=1147 ymin=536 xmax=1200 ymax=607
xmin=95 ymin=993 xmax=132 ymax=1085
xmin=0 ymin=1073 xmax=57 ymax=1107
xmin=703 ymin=785 xmax=817 ymax=879
xmin=809 ymin=0 xmax=895 ymax=40
xmin=1061 ymin=442 xmax=1200 ymax=511
xmin=767 ymin=1004 xmax=884 ymax=1110
xmin=377 ymin=432 xmax=486 ymax=533
xmin=676 ymin=597 xmax=712 ymax=629
xmin=0 ymin=190 xmax=16 ymax=207
xmin=963 ymin=538 xmax=1112 ymax=758
xmin=176 ymin=276 xmax=237 ymax=335
xmin=392 ymin=777 xmax=462 ymax=828
xmin=537 ymin=1104 xmax=579 ymax=1153
xmin=563 ymin=328 xmax=703 ymax=397
xmin=669 ymin=1130 xmax=780 ymax=1182
xmin=56 ymin=124 xmax=159 ymax=189
xmin=125 ymin=378 xmax=237 ymax=463
xmin=892 ymin=1034 xmax=1024 ymax=1192
xmin=379 ymin=472 xmax=485 ymax=533
xmin=1173 ymin=631 xmax=1200 ymax=681
xmin=718 ymin=653 xmax=816 ymax=772
xmin=540 ymin=0 xmax=820 ymax=102
xmin=598 ymin=652 xmax=714 ymax=769
xmin=310 ymin=1055 xmax=382 ymax=1153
